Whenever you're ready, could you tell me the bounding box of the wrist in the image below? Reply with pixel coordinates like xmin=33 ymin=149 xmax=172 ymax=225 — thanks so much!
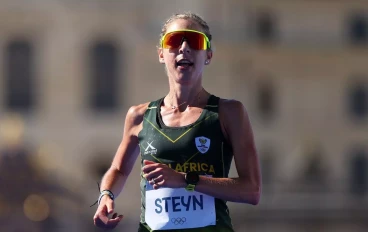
xmin=179 ymin=172 xmax=187 ymax=188
xmin=184 ymin=171 xmax=200 ymax=191
xmin=98 ymin=190 xmax=114 ymax=205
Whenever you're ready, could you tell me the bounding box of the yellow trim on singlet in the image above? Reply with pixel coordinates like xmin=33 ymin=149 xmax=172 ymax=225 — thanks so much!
xmin=183 ymin=151 xmax=200 ymax=164
xmin=143 ymin=113 xmax=217 ymax=143
xmin=149 ymin=154 xmax=164 ymax=163
xmin=140 ymin=222 xmax=154 ymax=232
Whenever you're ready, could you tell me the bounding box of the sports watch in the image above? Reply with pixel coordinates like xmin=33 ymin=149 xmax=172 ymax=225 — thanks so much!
xmin=184 ymin=171 xmax=200 ymax=191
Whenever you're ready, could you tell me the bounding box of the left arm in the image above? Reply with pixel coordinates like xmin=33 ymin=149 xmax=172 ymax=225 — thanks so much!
xmin=194 ymin=99 xmax=261 ymax=204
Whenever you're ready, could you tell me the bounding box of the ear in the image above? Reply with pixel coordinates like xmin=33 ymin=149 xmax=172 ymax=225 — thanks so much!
xmin=158 ymin=48 xmax=165 ymax=64
xmin=205 ymin=50 xmax=213 ymax=65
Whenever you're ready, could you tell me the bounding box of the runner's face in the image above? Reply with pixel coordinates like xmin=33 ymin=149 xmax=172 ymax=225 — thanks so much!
xmin=158 ymin=19 xmax=212 ymax=86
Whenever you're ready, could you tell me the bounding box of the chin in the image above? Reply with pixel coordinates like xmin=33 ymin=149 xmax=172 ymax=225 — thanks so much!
xmin=175 ymin=75 xmax=194 ymax=85
xmin=176 ymin=80 xmax=193 ymax=86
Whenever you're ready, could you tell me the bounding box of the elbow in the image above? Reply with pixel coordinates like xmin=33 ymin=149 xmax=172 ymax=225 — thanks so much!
xmin=249 ymin=191 xmax=261 ymax=205
xmin=240 ymin=185 xmax=261 ymax=205
xmin=110 ymin=164 xmax=128 ymax=177
xmin=252 ymin=185 xmax=262 ymax=205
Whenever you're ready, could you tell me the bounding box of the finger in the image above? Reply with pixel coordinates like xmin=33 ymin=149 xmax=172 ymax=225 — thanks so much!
xmin=105 ymin=216 xmax=124 ymax=229
xmin=142 ymin=160 xmax=160 ymax=173
xmin=94 ymin=205 xmax=109 ymax=224
xmin=153 ymin=179 xmax=165 ymax=190
xmin=142 ymin=164 xmax=158 ymax=174
xmin=155 ymin=174 xmax=164 ymax=182
xmin=148 ymin=178 xmax=156 ymax=185
xmin=145 ymin=169 xmax=164 ymax=180
xmin=93 ymin=216 xmax=101 ymax=227
xmin=106 ymin=199 xmax=115 ymax=214
xmin=93 ymin=212 xmax=123 ymax=228
xmin=93 ymin=214 xmax=108 ymax=227
xmin=142 ymin=166 xmax=154 ymax=174
xmin=144 ymin=160 xmax=156 ymax=165
xmin=148 ymin=175 xmax=163 ymax=185
xmin=93 ymin=214 xmax=100 ymax=225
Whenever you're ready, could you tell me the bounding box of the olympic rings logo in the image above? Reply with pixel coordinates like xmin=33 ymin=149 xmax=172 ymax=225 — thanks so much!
xmin=171 ymin=217 xmax=186 ymax=225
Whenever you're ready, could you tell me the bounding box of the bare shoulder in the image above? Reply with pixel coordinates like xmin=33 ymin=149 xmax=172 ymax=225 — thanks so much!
xmin=126 ymin=102 xmax=150 ymax=125
xmin=218 ymin=98 xmax=251 ymax=141
xmin=218 ymin=98 xmax=248 ymax=119
xmin=124 ymin=102 xmax=150 ymax=137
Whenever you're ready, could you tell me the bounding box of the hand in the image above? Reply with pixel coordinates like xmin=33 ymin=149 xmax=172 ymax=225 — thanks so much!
xmin=142 ymin=160 xmax=186 ymax=189
xmin=93 ymin=195 xmax=123 ymax=230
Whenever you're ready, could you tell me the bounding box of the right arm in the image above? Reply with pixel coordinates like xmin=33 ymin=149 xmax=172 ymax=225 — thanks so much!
xmin=100 ymin=103 xmax=147 ymax=197
xmin=93 ymin=103 xmax=148 ymax=229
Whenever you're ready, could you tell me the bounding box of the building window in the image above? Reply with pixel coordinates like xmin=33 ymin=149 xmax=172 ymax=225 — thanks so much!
xmin=348 ymin=14 xmax=368 ymax=44
xmin=298 ymin=142 xmax=328 ymax=192
xmin=303 ymin=146 xmax=325 ymax=186
xmin=257 ymin=80 xmax=276 ymax=121
xmin=349 ymin=147 xmax=367 ymax=196
xmin=348 ymin=79 xmax=367 ymax=120
xmin=89 ymin=41 xmax=119 ymax=111
xmin=255 ymin=10 xmax=276 ymax=43
xmin=4 ymin=40 xmax=35 ymax=112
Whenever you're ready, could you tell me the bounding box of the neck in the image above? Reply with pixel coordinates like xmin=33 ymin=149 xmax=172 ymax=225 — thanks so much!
xmin=167 ymin=86 xmax=204 ymax=110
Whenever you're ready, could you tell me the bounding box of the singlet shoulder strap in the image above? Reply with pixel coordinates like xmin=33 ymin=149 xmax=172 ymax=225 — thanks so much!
xmin=147 ymin=98 xmax=162 ymax=109
xmin=205 ymin=95 xmax=220 ymax=113
xmin=143 ymin=97 xmax=163 ymax=119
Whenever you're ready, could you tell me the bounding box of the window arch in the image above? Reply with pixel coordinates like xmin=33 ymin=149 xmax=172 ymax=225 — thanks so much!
xmin=89 ymin=41 xmax=120 ymax=111
xmin=347 ymin=78 xmax=368 ymax=120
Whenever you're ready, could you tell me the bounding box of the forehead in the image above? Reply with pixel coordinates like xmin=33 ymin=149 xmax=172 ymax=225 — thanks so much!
xmin=165 ymin=19 xmax=203 ymax=34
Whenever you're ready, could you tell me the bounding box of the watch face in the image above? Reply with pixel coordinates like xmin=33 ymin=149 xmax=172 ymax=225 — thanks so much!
xmin=186 ymin=172 xmax=199 ymax=184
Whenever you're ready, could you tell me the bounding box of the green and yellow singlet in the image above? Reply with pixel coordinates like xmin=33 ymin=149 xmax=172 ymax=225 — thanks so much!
xmin=138 ymin=95 xmax=234 ymax=232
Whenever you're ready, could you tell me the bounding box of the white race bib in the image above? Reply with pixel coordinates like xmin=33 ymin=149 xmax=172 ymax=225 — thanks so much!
xmin=145 ymin=182 xmax=216 ymax=230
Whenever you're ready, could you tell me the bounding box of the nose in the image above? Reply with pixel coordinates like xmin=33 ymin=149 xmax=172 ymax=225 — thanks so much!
xmin=179 ymin=40 xmax=191 ymax=54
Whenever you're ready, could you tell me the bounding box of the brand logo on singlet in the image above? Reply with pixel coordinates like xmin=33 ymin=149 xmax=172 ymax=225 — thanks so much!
xmin=144 ymin=141 xmax=157 ymax=155
xmin=195 ymin=136 xmax=210 ymax=154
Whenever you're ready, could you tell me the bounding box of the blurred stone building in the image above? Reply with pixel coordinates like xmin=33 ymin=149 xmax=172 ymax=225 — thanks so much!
xmin=0 ymin=0 xmax=367 ymax=231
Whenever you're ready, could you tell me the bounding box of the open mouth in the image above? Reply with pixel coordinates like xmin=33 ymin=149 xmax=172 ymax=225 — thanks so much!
xmin=176 ymin=59 xmax=194 ymax=68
